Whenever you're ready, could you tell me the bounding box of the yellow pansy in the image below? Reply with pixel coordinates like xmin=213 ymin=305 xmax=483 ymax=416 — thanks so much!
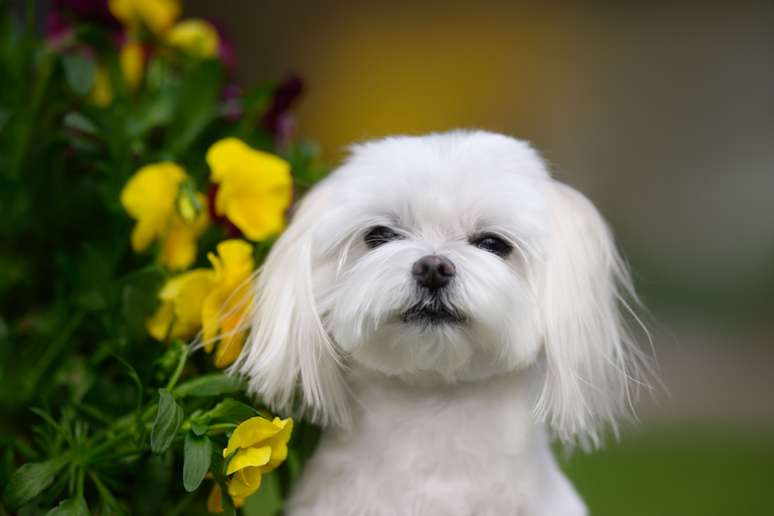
xmin=87 ymin=43 xmax=144 ymax=106
xmin=146 ymin=269 xmax=214 ymax=341
xmin=108 ymin=0 xmax=180 ymax=35
xmin=201 ymin=240 xmax=254 ymax=368
xmin=167 ymin=19 xmax=219 ymax=58
xmin=89 ymin=65 xmax=113 ymax=106
xmin=206 ymin=138 xmax=293 ymax=241
xmin=221 ymin=416 xmax=293 ymax=508
xmin=120 ymin=40 xmax=145 ymax=91
xmin=120 ymin=162 xmax=209 ymax=270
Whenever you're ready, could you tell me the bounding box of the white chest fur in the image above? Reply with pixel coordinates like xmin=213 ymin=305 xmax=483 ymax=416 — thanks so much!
xmin=286 ymin=372 xmax=587 ymax=516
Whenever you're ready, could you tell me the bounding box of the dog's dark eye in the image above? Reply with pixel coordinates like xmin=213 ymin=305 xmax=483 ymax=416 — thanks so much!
xmin=470 ymin=233 xmax=513 ymax=258
xmin=364 ymin=226 xmax=402 ymax=249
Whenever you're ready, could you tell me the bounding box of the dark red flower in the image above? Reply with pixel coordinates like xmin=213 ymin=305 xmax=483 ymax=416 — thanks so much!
xmin=209 ymin=19 xmax=238 ymax=74
xmin=51 ymin=0 xmax=121 ymax=29
xmin=261 ymin=75 xmax=303 ymax=145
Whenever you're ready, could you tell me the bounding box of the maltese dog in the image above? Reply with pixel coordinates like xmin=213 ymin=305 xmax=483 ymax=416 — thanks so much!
xmin=234 ymin=130 xmax=648 ymax=515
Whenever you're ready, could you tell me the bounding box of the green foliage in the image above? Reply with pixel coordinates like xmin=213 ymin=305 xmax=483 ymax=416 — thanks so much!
xmin=0 ymin=3 xmax=322 ymax=514
xmin=5 ymin=458 xmax=69 ymax=508
xmin=183 ymin=433 xmax=212 ymax=492
xmin=150 ymin=389 xmax=184 ymax=454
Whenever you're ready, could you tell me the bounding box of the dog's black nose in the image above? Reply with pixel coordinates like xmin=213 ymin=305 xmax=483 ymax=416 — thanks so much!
xmin=412 ymin=255 xmax=456 ymax=289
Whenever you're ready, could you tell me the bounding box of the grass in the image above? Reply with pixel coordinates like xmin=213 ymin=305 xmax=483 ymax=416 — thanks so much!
xmin=561 ymin=423 xmax=774 ymax=516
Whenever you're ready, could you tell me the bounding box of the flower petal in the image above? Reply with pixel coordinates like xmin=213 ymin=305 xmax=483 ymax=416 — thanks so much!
xmin=89 ymin=65 xmax=113 ymax=106
xmin=130 ymin=215 xmax=163 ymax=252
xmin=109 ymin=0 xmax=180 ymax=35
xmin=227 ymin=467 xmax=262 ymax=501
xmin=167 ymin=19 xmax=219 ymax=57
xmin=206 ymin=138 xmax=252 ymax=183
xmin=223 ymin=417 xmax=286 ymax=458
xmin=147 ymin=269 xmax=213 ymax=341
xmin=160 ymin=209 xmax=209 ymax=270
xmin=171 ymin=269 xmax=214 ymax=336
xmin=120 ymin=162 xmax=186 ymax=252
xmin=264 ymin=417 xmax=294 ymax=471
xmin=226 ymin=446 xmax=271 ymax=476
xmin=213 ymin=331 xmax=245 ymax=369
xmin=213 ymin=239 xmax=254 ymax=285
xmin=146 ymin=300 xmax=175 ymax=341
xmin=206 ymin=137 xmax=292 ymax=241
xmin=120 ymin=40 xmax=144 ymax=91
xmin=223 ymin=195 xmax=287 ymax=241
xmin=201 ymin=286 xmax=227 ymax=351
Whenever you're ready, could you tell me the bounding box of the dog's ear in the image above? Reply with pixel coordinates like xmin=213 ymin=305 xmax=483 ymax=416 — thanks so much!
xmin=535 ymin=181 xmax=647 ymax=448
xmin=234 ymin=187 xmax=350 ymax=428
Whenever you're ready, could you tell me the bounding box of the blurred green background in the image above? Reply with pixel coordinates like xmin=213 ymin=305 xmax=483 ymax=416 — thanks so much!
xmin=181 ymin=1 xmax=774 ymax=514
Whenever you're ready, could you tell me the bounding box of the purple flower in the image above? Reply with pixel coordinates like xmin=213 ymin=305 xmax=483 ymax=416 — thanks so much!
xmin=209 ymin=19 xmax=238 ymax=74
xmin=46 ymin=0 xmax=122 ymax=48
xmin=221 ymin=83 xmax=244 ymax=122
xmin=261 ymin=75 xmax=304 ymax=146
xmin=51 ymin=0 xmax=120 ymax=28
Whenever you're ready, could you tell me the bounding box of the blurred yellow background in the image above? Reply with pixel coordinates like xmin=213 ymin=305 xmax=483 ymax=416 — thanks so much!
xmin=188 ymin=2 xmax=774 ymax=514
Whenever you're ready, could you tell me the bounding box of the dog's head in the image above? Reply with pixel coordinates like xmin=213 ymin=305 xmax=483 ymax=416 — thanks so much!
xmin=236 ymin=130 xmax=646 ymax=446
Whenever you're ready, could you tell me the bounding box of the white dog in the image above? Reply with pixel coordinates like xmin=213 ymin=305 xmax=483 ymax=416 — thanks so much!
xmin=234 ymin=130 xmax=649 ymax=516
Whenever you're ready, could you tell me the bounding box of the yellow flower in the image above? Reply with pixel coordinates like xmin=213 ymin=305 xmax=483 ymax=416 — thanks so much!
xmin=120 ymin=162 xmax=209 ymax=270
xmin=222 ymin=416 xmax=293 ymax=507
xmin=146 ymin=269 xmax=214 ymax=341
xmin=120 ymin=40 xmax=145 ymax=91
xmin=89 ymin=65 xmax=113 ymax=106
xmin=201 ymin=240 xmax=254 ymax=368
xmin=206 ymin=138 xmax=293 ymax=241
xmin=88 ymin=43 xmax=144 ymax=106
xmin=108 ymin=0 xmax=180 ymax=35
xmin=167 ymin=19 xmax=219 ymax=58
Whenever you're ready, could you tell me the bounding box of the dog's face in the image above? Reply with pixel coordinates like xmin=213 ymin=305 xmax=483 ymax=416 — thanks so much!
xmin=238 ymin=131 xmax=645 ymax=446
xmin=315 ymin=133 xmax=549 ymax=382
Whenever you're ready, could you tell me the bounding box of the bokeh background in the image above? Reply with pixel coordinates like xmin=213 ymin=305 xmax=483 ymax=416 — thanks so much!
xmin=3 ymin=0 xmax=771 ymax=513
xmin=181 ymin=1 xmax=774 ymax=514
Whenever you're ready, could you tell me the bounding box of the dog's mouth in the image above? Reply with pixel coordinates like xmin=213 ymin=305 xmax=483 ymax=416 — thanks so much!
xmin=400 ymin=299 xmax=467 ymax=327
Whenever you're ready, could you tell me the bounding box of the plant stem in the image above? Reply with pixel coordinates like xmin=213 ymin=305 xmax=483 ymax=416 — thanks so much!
xmin=206 ymin=423 xmax=237 ymax=435
xmin=166 ymin=344 xmax=189 ymax=391
xmin=76 ymin=466 xmax=85 ymax=498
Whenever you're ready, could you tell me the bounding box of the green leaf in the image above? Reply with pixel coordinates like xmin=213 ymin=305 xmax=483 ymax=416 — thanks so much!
xmin=62 ymin=54 xmax=96 ymax=97
xmin=46 ymin=496 xmax=90 ymax=516
xmin=205 ymin=398 xmax=259 ymax=424
xmin=174 ymin=374 xmax=245 ymax=398
xmin=63 ymin=112 xmax=98 ymax=135
xmin=111 ymin=354 xmax=143 ymax=411
xmin=191 ymin=421 xmax=209 ymax=436
xmin=168 ymin=59 xmax=223 ymax=154
xmin=4 ymin=457 xmax=68 ymax=509
xmin=182 ymin=432 xmax=212 ymax=492
xmin=150 ymin=389 xmax=183 ymax=454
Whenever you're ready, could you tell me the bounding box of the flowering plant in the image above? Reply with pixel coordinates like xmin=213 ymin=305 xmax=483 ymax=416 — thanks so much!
xmin=0 ymin=1 xmax=324 ymax=514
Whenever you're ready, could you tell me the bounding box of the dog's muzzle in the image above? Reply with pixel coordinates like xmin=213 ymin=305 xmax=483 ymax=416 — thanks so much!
xmin=401 ymin=296 xmax=466 ymax=327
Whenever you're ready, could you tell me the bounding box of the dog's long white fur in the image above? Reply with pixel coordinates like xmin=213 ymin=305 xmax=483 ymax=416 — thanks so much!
xmin=231 ymin=130 xmax=650 ymax=516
